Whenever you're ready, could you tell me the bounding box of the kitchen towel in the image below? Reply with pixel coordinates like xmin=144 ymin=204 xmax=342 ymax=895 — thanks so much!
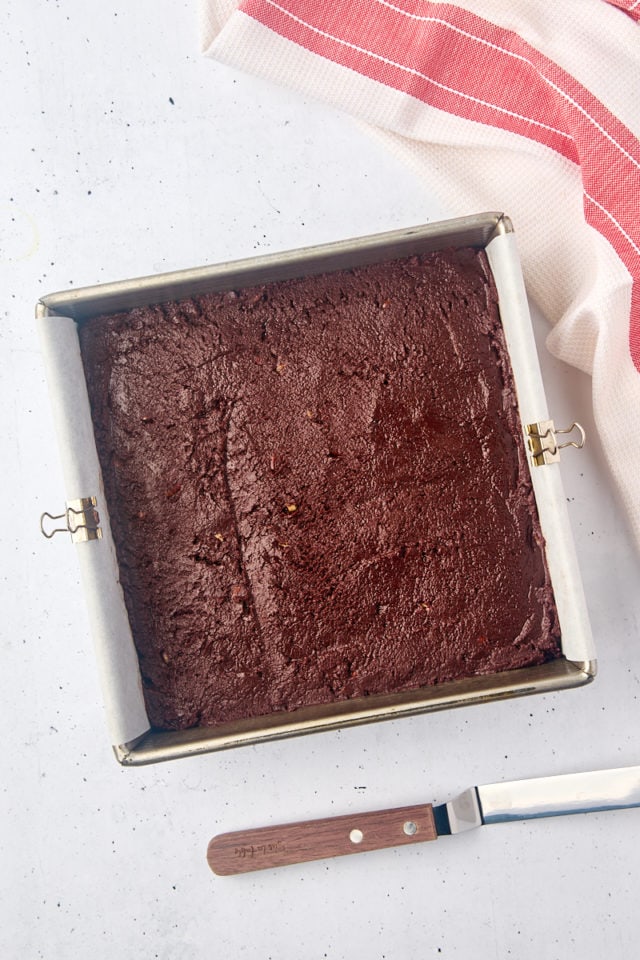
xmin=201 ymin=0 xmax=640 ymax=547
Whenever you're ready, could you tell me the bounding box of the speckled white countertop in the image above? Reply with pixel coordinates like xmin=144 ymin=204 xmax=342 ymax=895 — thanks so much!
xmin=3 ymin=3 xmax=640 ymax=958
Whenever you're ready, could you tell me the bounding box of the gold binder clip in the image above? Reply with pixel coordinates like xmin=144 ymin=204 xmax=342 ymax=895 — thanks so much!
xmin=526 ymin=420 xmax=585 ymax=467
xmin=40 ymin=496 xmax=102 ymax=543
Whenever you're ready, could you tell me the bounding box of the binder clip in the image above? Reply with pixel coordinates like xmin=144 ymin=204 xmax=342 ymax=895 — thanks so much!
xmin=526 ymin=420 xmax=585 ymax=467
xmin=40 ymin=496 xmax=102 ymax=543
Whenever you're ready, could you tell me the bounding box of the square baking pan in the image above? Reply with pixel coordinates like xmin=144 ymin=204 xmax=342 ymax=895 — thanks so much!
xmin=37 ymin=211 xmax=595 ymax=765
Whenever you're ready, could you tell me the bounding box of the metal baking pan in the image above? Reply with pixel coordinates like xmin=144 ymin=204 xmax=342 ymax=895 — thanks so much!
xmin=37 ymin=212 xmax=595 ymax=765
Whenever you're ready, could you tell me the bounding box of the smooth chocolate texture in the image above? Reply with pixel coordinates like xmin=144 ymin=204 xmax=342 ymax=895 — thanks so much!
xmin=79 ymin=249 xmax=560 ymax=730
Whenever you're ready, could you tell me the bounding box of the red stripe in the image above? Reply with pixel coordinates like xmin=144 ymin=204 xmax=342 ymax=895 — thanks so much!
xmin=240 ymin=0 xmax=640 ymax=372
xmin=604 ymin=0 xmax=640 ymax=22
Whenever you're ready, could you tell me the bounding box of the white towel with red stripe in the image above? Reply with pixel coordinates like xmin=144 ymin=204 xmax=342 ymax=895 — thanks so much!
xmin=201 ymin=0 xmax=640 ymax=547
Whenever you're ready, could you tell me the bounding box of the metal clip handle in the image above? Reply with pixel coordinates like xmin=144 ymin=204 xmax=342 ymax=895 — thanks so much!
xmin=40 ymin=497 xmax=102 ymax=543
xmin=553 ymin=422 xmax=586 ymax=453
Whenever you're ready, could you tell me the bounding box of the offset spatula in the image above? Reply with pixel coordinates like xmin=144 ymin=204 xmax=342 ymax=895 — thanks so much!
xmin=207 ymin=765 xmax=640 ymax=875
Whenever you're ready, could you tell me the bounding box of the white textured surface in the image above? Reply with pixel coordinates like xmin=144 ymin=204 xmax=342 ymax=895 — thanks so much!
xmin=2 ymin=3 xmax=640 ymax=958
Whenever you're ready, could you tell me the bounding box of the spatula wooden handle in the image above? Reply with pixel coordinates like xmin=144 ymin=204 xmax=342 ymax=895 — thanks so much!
xmin=207 ymin=802 xmax=437 ymax=875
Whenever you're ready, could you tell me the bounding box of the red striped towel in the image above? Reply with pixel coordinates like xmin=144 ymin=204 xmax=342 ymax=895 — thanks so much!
xmin=201 ymin=0 xmax=640 ymax=546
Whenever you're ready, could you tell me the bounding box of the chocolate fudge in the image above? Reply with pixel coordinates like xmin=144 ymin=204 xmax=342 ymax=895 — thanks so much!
xmin=79 ymin=248 xmax=560 ymax=730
